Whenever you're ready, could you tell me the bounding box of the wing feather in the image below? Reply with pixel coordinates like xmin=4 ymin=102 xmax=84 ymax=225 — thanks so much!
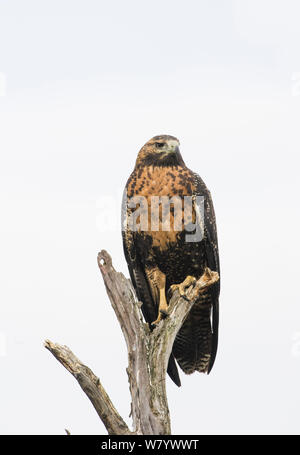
xmin=193 ymin=173 xmax=220 ymax=373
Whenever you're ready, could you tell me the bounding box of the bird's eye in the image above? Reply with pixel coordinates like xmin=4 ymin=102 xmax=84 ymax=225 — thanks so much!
xmin=155 ymin=142 xmax=164 ymax=148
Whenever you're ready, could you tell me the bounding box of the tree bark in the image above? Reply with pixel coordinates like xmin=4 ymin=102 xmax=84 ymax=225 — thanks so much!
xmin=45 ymin=250 xmax=219 ymax=435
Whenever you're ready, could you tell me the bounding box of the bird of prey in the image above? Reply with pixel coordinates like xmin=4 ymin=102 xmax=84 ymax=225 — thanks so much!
xmin=122 ymin=135 xmax=220 ymax=387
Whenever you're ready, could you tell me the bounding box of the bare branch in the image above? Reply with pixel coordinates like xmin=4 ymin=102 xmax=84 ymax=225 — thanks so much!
xmin=97 ymin=251 xmax=219 ymax=435
xmin=45 ymin=251 xmax=219 ymax=435
xmin=44 ymin=340 xmax=132 ymax=435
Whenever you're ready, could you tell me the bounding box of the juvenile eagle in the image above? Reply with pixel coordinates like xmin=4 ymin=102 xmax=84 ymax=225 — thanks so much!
xmin=122 ymin=135 xmax=220 ymax=386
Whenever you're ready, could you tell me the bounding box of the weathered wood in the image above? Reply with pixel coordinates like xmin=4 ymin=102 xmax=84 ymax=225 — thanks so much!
xmin=45 ymin=250 xmax=219 ymax=435
xmin=44 ymin=340 xmax=132 ymax=435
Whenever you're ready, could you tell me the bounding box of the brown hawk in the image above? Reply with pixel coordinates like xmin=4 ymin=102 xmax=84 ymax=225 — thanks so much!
xmin=122 ymin=135 xmax=220 ymax=386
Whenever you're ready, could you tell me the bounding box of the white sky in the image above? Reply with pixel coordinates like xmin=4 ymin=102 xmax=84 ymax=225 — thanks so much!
xmin=0 ymin=0 xmax=300 ymax=435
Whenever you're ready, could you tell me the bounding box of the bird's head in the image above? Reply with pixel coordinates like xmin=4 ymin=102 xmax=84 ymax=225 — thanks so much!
xmin=135 ymin=135 xmax=185 ymax=167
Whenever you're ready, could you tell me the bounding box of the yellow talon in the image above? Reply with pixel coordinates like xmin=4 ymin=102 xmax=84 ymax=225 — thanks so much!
xmin=170 ymin=275 xmax=197 ymax=296
xmin=151 ymin=288 xmax=169 ymax=325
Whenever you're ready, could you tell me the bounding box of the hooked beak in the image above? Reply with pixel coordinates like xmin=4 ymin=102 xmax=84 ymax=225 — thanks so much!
xmin=165 ymin=140 xmax=180 ymax=154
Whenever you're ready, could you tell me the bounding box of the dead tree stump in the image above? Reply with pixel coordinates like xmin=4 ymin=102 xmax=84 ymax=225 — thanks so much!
xmin=45 ymin=250 xmax=219 ymax=435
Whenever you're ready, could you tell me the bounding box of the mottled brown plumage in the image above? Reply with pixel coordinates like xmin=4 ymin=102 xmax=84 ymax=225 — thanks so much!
xmin=122 ymin=135 xmax=220 ymax=386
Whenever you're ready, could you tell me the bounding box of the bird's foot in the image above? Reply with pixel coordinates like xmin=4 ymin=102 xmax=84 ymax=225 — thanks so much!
xmin=198 ymin=267 xmax=218 ymax=287
xmin=151 ymin=300 xmax=169 ymax=326
xmin=169 ymin=275 xmax=197 ymax=299
xmin=151 ymin=312 xmax=166 ymax=326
